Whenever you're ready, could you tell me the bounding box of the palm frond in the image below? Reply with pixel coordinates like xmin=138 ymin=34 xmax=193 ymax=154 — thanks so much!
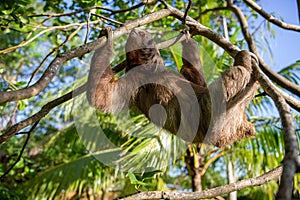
xmin=23 ymin=150 xmax=123 ymax=199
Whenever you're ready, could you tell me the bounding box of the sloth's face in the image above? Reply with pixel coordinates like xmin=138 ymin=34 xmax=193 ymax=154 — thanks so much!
xmin=125 ymin=29 xmax=156 ymax=52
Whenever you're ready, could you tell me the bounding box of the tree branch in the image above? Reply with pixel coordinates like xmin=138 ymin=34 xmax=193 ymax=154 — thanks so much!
xmin=26 ymin=25 xmax=84 ymax=87
xmin=227 ymin=2 xmax=299 ymax=199
xmin=29 ymin=3 xmax=146 ymax=18
xmin=29 ymin=6 xmax=115 ymax=17
xmin=229 ymin=2 xmax=300 ymax=98
xmin=0 ymin=20 xmax=101 ymax=55
xmin=116 ymin=165 xmax=283 ymax=200
xmin=228 ymin=4 xmax=300 ymax=111
xmin=252 ymin=61 xmax=298 ymax=200
xmin=160 ymin=1 xmax=240 ymax=57
xmin=182 ymin=0 xmax=192 ymax=28
xmin=201 ymin=151 xmax=226 ymax=176
xmin=196 ymin=7 xmax=228 ymax=19
xmin=0 ymin=121 xmax=39 ymax=180
xmin=91 ymin=13 xmax=124 ymax=25
xmin=0 ymin=9 xmax=172 ymax=104
xmin=0 ymin=84 xmax=86 ymax=145
xmin=243 ymin=0 xmax=300 ymax=32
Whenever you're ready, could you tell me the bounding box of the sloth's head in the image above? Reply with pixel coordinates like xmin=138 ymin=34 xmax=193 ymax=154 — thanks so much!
xmin=125 ymin=29 xmax=163 ymax=70
xmin=125 ymin=29 xmax=156 ymax=52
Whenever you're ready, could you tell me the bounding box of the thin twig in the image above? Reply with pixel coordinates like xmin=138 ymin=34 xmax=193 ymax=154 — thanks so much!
xmin=30 ymin=4 xmax=146 ymax=18
xmin=182 ymin=0 xmax=192 ymax=28
xmin=251 ymin=19 xmax=267 ymax=35
xmin=84 ymin=12 xmax=91 ymax=45
xmin=254 ymin=91 xmax=267 ymax=98
xmin=106 ymin=2 xmax=145 ymax=16
xmin=91 ymin=13 xmax=124 ymax=25
xmin=297 ymin=0 xmax=300 ymax=23
xmin=29 ymin=6 xmax=113 ymax=18
xmin=24 ymin=18 xmax=50 ymax=41
xmin=197 ymin=7 xmax=228 ymax=18
xmin=0 ymin=20 xmax=101 ymax=55
xmin=0 ymin=121 xmax=39 ymax=180
xmin=201 ymin=151 xmax=226 ymax=176
xmin=26 ymin=25 xmax=84 ymax=87
xmin=141 ymin=0 xmax=148 ymax=17
xmin=243 ymin=0 xmax=300 ymax=32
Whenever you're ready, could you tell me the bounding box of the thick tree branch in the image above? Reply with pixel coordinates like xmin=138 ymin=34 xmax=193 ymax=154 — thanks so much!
xmin=228 ymin=5 xmax=300 ymax=112
xmin=117 ymin=165 xmax=283 ymax=200
xmin=160 ymin=0 xmax=240 ymax=57
xmin=229 ymin=2 xmax=300 ymax=98
xmin=0 ymin=9 xmax=172 ymax=104
xmin=258 ymin=55 xmax=300 ymax=98
xmin=280 ymin=90 xmax=300 ymax=112
xmin=251 ymin=62 xmax=298 ymax=199
xmin=197 ymin=0 xmax=300 ymax=98
xmin=228 ymin=2 xmax=299 ymax=199
xmin=243 ymin=0 xmax=300 ymax=32
xmin=0 ymin=84 xmax=86 ymax=145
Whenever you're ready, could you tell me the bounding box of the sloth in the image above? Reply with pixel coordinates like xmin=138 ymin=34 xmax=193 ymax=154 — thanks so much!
xmin=86 ymin=27 xmax=259 ymax=147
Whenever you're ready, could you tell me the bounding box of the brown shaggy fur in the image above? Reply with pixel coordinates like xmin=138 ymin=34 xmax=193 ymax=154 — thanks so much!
xmin=86 ymin=28 xmax=259 ymax=147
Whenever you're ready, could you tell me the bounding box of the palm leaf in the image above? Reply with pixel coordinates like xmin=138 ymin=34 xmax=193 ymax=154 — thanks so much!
xmin=23 ymin=149 xmax=123 ymax=199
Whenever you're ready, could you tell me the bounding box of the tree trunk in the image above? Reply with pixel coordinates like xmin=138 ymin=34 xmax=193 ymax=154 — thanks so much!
xmin=185 ymin=144 xmax=204 ymax=192
xmin=192 ymin=168 xmax=202 ymax=191
xmin=227 ymin=158 xmax=237 ymax=200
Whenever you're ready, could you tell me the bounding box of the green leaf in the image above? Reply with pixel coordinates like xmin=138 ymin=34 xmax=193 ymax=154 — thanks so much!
xmin=2 ymin=9 xmax=14 ymax=15
xmin=18 ymin=99 xmax=27 ymax=110
xmin=128 ymin=172 xmax=148 ymax=186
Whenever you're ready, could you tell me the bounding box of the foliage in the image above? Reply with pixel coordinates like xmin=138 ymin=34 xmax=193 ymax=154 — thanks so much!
xmin=0 ymin=0 xmax=299 ymax=199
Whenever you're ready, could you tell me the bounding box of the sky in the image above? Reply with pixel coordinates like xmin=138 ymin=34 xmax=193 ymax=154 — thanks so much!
xmin=258 ymin=0 xmax=300 ymax=71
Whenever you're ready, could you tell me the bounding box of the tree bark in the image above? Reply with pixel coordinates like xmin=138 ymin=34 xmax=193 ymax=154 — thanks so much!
xmin=117 ymin=165 xmax=283 ymax=200
xmin=227 ymin=158 xmax=237 ymax=200
xmin=185 ymin=145 xmax=204 ymax=192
